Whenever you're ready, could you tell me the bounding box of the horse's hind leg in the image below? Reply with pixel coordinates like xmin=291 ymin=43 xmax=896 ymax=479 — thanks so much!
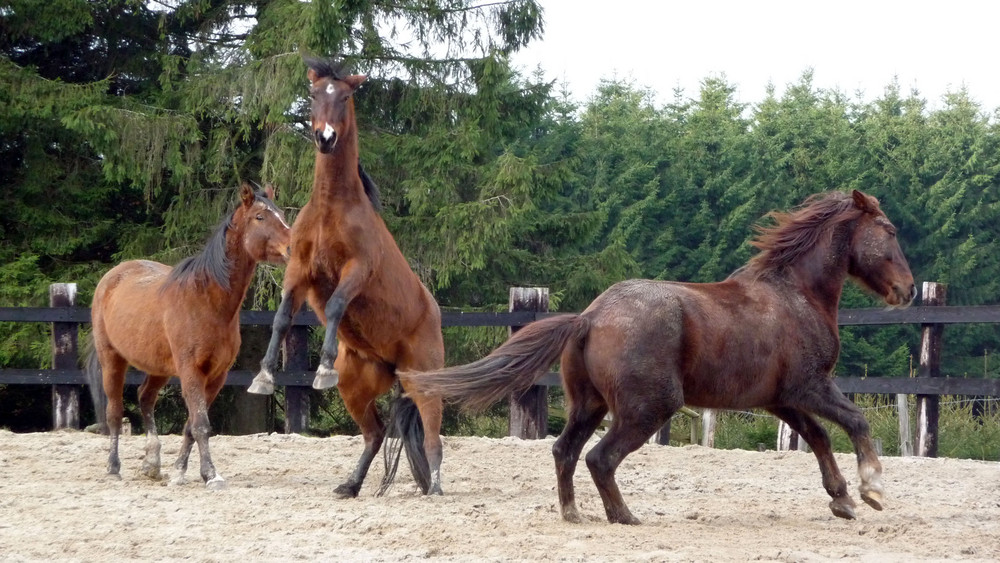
xmin=768 ymin=406 xmax=857 ymax=519
xmin=397 ymin=329 xmax=446 ymax=495
xmin=800 ymin=380 xmax=885 ymax=512
xmin=586 ymin=389 xmax=680 ymax=525
xmin=137 ymin=375 xmax=170 ymax=480
xmin=98 ymin=350 xmax=128 ymax=479
xmin=334 ymin=347 xmax=394 ymax=498
xmin=552 ymin=348 xmax=608 ymax=523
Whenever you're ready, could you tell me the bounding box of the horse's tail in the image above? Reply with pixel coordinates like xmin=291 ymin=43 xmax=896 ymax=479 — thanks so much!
xmin=82 ymin=334 xmax=108 ymax=434
xmin=403 ymin=314 xmax=589 ymax=412
xmin=376 ymin=386 xmax=430 ymax=496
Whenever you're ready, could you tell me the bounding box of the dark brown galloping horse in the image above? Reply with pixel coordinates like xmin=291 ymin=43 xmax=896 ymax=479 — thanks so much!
xmin=247 ymin=58 xmax=446 ymax=497
xmin=87 ymin=183 xmax=290 ymax=489
xmin=404 ymin=190 xmax=916 ymax=524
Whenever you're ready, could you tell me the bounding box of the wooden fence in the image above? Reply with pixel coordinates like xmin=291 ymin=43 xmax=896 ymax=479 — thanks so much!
xmin=2 ymin=283 xmax=1000 ymax=457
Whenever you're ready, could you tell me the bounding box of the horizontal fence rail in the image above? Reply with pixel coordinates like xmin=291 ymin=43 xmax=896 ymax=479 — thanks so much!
xmin=3 ymin=305 xmax=1000 ymax=394
xmin=9 ymin=303 xmax=1000 ymax=326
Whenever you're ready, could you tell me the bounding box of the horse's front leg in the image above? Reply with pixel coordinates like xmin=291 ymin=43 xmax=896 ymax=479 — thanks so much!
xmin=314 ymin=263 xmax=365 ymax=390
xmin=249 ymin=287 xmax=304 ymax=395
xmin=137 ymin=375 xmax=170 ymax=480
xmin=803 ymin=381 xmax=885 ymax=514
xmin=173 ymin=372 xmax=226 ymax=490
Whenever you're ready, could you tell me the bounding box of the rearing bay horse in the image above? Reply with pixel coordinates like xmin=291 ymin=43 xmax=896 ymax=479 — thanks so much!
xmin=404 ymin=190 xmax=916 ymax=524
xmin=248 ymin=57 xmax=446 ymax=497
xmin=87 ymin=183 xmax=290 ymax=489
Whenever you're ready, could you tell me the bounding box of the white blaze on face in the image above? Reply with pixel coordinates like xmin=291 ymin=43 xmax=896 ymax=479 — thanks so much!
xmin=271 ymin=209 xmax=290 ymax=229
xmin=322 ymin=123 xmax=334 ymax=141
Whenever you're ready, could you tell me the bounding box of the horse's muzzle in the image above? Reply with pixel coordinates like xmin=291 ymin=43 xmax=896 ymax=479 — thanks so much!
xmin=314 ymin=128 xmax=337 ymax=154
xmin=887 ymin=282 xmax=916 ymax=308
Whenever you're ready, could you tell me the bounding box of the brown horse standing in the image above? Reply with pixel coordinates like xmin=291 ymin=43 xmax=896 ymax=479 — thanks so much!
xmin=404 ymin=190 xmax=916 ymax=524
xmin=87 ymin=183 xmax=290 ymax=489
xmin=247 ymin=58 xmax=446 ymax=497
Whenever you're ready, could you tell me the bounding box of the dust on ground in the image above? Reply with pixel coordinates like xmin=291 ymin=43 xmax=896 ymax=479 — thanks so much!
xmin=0 ymin=430 xmax=997 ymax=562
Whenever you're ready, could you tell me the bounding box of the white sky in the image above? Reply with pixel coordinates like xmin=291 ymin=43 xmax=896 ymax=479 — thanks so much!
xmin=511 ymin=0 xmax=1000 ymax=112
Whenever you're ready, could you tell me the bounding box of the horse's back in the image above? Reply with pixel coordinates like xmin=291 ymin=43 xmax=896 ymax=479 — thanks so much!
xmin=578 ymin=277 xmax=834 ymax=409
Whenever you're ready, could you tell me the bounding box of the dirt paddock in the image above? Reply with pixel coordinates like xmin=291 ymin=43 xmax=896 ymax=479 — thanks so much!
xmin=0 ymin=429 xmax=997 ymax=562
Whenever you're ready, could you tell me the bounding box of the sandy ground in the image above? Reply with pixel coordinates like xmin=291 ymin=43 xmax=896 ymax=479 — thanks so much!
xmin=0 ymin=429 xmax=997 ymax=562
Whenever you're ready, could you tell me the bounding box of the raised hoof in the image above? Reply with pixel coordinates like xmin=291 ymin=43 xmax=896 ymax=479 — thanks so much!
xmin=861 ymin=489 xmax=884 ymax=511
xmin=333 ymin=483 xmax=360 ymax=498
xmin=247 ymin=373 xmax=275 ymax=395
xmin=312 ymin=366 xmax=340 ymax=390
xmin=830 ymin=498 xmax=858 ymax=520
xmin=205 ymin=476 xmax=227 ymax=491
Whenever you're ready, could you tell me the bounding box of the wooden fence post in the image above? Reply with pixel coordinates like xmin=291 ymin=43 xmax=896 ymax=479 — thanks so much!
xmin=508 ymin=287 xmax=549 ymax=439
xmin=701 ymin=409 xmax=717 ymax=448
xmin=654 ymin=418 xmax=672 ymax=445
xmin=916 ymin=282 xmax=946 ymax=457
xmin=50 ymin=283 xmax=80 ymax=430
xmin=897 ymin=393 xmax=913 ymax=456
xmin=283 ymin=325 xmax=310 ymax=434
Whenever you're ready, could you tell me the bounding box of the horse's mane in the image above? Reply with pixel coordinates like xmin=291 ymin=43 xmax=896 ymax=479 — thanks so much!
xmin=747 ymin=191 xmax=870 ymax=271
xmin=164 ymin=190 xmax=280 ymax=291
xmin=304 ymin=56 xmax=348 ymax=81
xmin=358 ymin=162 xmax=382 ymax=212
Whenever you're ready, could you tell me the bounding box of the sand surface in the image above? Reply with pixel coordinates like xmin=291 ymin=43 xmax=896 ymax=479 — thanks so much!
xmin=0 ymin=429 xmax=997 ymax=562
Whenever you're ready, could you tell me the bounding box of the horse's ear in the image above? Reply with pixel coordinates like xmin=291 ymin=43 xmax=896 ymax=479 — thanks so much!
xmin=307 ymin=68 xmax=319 ymax=85
xmin=851 ymin=190 xmax=877 ymax=213
xmin=344 ymin=74 xmax=367 ymax=91
xmin=240 ymin=182 xmax=256 ymax=208
xmin=264 ymin=182 xmax=277 ymax=201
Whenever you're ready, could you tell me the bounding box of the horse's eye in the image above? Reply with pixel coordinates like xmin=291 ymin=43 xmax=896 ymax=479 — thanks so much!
xmin=256 ymin=214 xmax=264 ymax=221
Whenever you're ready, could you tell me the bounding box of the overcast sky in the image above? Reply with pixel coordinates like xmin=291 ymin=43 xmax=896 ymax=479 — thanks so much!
xmin=511 ymin=0 xmax=1000 ymax=111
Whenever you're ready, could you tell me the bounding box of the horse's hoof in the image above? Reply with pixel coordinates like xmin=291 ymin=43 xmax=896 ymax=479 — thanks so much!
xmin=561 ymin=508 xmax=582 ymax=524
xmin=104 ymin=472 xmax=122 ymax=481
xmin=205 ymin=476 xmax=227 ymax=491
xmin=247 ymin=373 xmax=275 ymax=395
xmin=169 ymin=474 xmax=188 ymax=487
xmin=140 ymin=464 xmax=162 ymax=481
xmin=829 ymin=498 xmax=858 ymax=520
xmin=333 ymin=483 xmax=359 ymax=498
xmin=609 ymin=515 xmax=641 ymax=525
xmin=312 ymin=366 xmax=339 ymax=390
xmin=861 ymin=489 xmax=884 ymax=511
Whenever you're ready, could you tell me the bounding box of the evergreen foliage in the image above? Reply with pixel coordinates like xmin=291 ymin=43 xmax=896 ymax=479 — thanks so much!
xmin=3 ymin=2 xmax=1000 ymax=432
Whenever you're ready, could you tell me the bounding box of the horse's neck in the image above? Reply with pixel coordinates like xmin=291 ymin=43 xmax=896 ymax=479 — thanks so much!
xmin=789 ymin=237 xmax=851 ymax=315
xmin=312 ymin=127 xmax=365 ymax=204
xmin=214 ymin=235 xmax=257 ymax=319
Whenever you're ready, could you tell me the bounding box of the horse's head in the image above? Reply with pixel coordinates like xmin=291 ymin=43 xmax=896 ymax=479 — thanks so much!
xmin=305 ymin=58 xmax=366 ymax=154
xmin=846 ymin=190 xmax=915 ymax=307
xmin=237 ymin=182 xmax=291 ymax=264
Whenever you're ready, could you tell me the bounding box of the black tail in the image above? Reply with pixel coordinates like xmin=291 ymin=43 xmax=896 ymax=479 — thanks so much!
xmin=82 ymin=334 xmax=108 ymax=434
xmin=376 ymin=383 xmax=430 ymax=496
xmin=402 ymin=314 xmax=589 ymax=412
